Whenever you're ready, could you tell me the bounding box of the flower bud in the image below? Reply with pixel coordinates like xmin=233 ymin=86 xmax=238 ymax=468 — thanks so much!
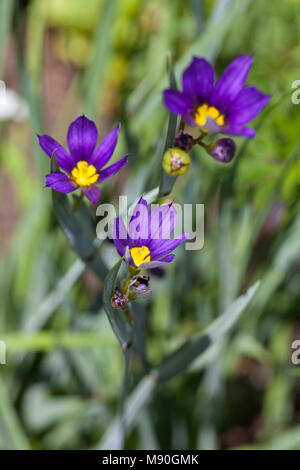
xmin=128 ymin=275 xmax=151 ymax=299
xmin=163 ymin=147 xmax=191 ymax=176
xmin=111 ymin=287 xmax=128 ymax=309
xmin=173 ymin=131 xmax=194 ymax=152
xmin=208 ymin=138 xmax=236 ymax=163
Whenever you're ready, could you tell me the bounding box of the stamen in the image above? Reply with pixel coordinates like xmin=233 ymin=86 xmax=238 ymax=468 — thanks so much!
xmin=71 ymin=161 xmax=99 ymax=187
xmin=130 ymin=246 xmax=151 ymax=267
xmin=194 ymin=104 xmax=225 ymax=128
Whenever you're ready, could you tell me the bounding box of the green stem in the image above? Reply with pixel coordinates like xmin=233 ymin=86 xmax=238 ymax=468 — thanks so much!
xmin=122 ymin=276 xmax=132 ymax=295
xmin=122 ymin=306 xmax=134 ymax=326
xmin=119 ymin=349 xmax=131 ymax=449
xmin=72 ymin=193 xmax=84 ymax=212
xmin=122 ymin=266 xmax=141 ymax=295
xmin=194 ymin=132 xmax=209 ymax=150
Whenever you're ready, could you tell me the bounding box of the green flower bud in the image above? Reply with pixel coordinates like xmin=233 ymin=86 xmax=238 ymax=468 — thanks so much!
xmin=163 ymin=147 xmax=191 ymax=176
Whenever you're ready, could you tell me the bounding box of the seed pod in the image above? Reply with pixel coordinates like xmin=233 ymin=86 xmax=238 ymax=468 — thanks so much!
xmin=163 ymin=147 xmax=191 ymax=176
xmin=208 ymin=138 xmax=236 ymax=163
xmin=111 ymin=287 xmax=128 ymax=309
xmin=173 ymin=131 xmax=194 ymax=152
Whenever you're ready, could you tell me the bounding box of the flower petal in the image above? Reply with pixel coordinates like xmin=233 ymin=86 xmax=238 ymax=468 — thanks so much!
xmin=138 ymin=257 xmax=174 ymax=269
xmin=223 ymin=124 xmax=256 ymax=138
xmin=182 ymin=57 xmax=215 ymax=103
xmin=163 ymin=89 xmax=192 ymax=116
xmin=150 ymin=233 xmax=189 ymax=260
xmin=148 ymin=203 xmax=177 ymax=243
xmin=89 ymin=124 xmax=120 ymax=170
xmin=82 ymin=186 xmax=101 ymax=205
xmin=98 ymin=155 xmax=128 ymax=183
xmin=45 ymin=172 xmax=76 ymax=193
xmin=158 ymin=253 xmax=175 ymax=263
xmin=38 ymin=135 xmax=74 ymax=173
xmin=129 ymin=197 xmax=148 ymax=223
xmin=67 ymin=115 xmax=98 ymax=163
xmin=128 ymin=198 xmax=150 ymax=246
xmin=227 ymin=86 xmax=271 ymax=125
xmin=112 ymin=217 xmax=129 ymax=256
xmin=211 ymin=55 xmax=253 ymax=111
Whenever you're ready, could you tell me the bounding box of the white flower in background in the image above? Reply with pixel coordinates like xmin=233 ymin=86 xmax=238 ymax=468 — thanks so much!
xmin=0 ymin=80 xmax=29 ymax=122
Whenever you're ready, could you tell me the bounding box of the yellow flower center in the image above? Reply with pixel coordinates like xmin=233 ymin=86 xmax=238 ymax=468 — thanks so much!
xmin=71 ymin=161 xmax=99 ymax=187
xmin=194 ymin=104 xmax=225 ymax=127
xmin=130 ymin=246 xmax=151 ymax=267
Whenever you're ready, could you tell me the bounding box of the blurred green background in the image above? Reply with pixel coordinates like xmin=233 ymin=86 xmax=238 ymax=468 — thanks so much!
xmin=1 ymin=0 xmax=300 ymax=450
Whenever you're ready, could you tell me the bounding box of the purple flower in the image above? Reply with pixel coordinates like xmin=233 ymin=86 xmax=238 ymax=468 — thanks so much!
xmin=38 ymin=115 xmax=128 ymax=204
xmin=113 ymin=197 xmax=189 ymax=269
xmin=163 ymin=55 xmax=271 ymax=139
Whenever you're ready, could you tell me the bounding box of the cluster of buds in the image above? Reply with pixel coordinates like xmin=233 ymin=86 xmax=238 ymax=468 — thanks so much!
xmin=111 ymin=276 xmax=151 ymax=310
xmin=162 ymin=130 xmax=237 ymax=178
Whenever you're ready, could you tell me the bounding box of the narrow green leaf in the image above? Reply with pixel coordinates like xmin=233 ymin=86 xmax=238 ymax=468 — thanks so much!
xmin=98 ymin=376 xmax=155 ymax=450
xmin=3 ymin=331 xmax=115 ymax=352
xmin=154 ymin=281 xmax=260 ymax=381
xmin=190 ymin=0 xmax=204 ymax=36
xmin=23 ymin=259 xmax=85 ymax=332
xmin=0 ymin=374 xmax=30 ymax=450
xmin=102 ymin=259 xmax=133 ymax=351
xmin=237 ymin=425 xmax=300 ymax=450
xmin=82 ymin=0 xmax=118 ymax=117
xmin=0 ymin=0 xmax=14 ymax=77
xmin=158 ymin=58 xmax=179 ymax=197
xmin=15 ymin=2 xmax=44 ymax=173
xmin=98 ymin=281 xmax=260 ymax=449
xmin=218 ymin=198 xmax=235 ymax=314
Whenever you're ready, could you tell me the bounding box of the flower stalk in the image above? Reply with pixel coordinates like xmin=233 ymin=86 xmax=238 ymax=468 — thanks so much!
xmin=72 ymin=193 xmax=84 ymax=212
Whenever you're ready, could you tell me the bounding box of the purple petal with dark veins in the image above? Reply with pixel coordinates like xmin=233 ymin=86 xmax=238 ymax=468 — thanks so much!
xmin=150 ymin=233 xmax=189 ymax=260
xmin=129 ymin=197 xmax=148 ymax=224
xmin=223 ymin=124 xmax=256 ymax=138
xmin=163 ymin=89 xmax=192 ymax=116
xmin=45 ymin=173 xmax=76 ymax=193
xmin=211 ymin=55 xmax=253 ymax=111
xmin=98 ymin=155 xmax=128 ymax=183
xmin=82 ymin=186 xmax=101 ymax=205
xmin=89 ymin=124 xmax=120 ymax=170
xmin=38 ymin=135 xmax=74 ymax=173
xmin=182 ymin=57 xmax=215 ymax=103
xmin=138 ymin=255 xmax=175 ymax=269
xmin=67 ymin=115 xmax=98 ymax=163
xmin=158 ymin=254 xmax=175 ymax=263
xmin=148 ymin=203 xmax=177 ymax=243
xmin=226 ymin=86 xmax=271 ymax=125
xmin=112 ymin=217 xmax=129 ymax=257
xmin=128 ymin=198 xmax=150 ymax=247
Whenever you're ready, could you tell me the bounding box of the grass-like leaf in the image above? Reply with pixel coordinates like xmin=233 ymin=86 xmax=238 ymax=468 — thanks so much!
xmin=0 ymin=374 xmax=30 ymax=450
xmin=154 ymin=281 xmax=260 ymax=381
xmin=98 ymin=281 xmax=260 ymax=448
xmin=158 ymin=57 xmax=179 ymax=197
